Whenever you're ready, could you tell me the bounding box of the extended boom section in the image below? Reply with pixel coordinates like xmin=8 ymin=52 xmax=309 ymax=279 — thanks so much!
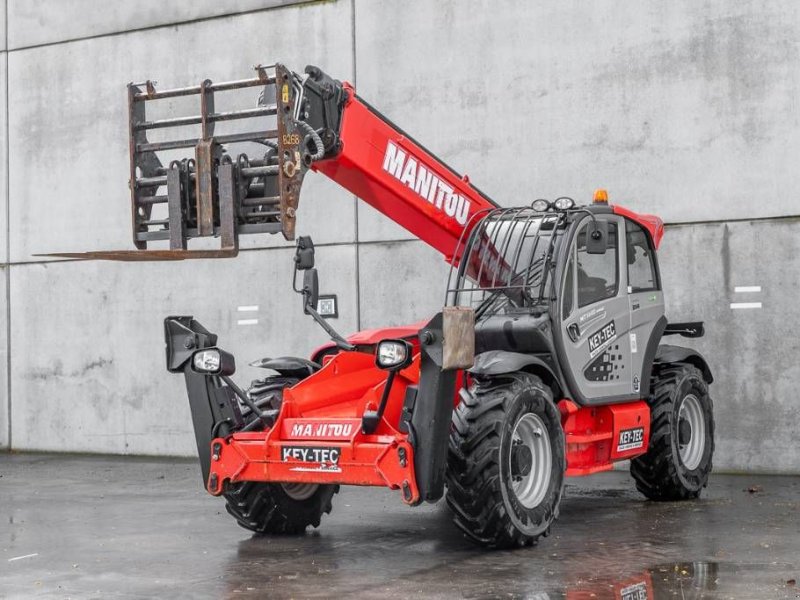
xmin=311 ymin=91 xmax=498 ymax=259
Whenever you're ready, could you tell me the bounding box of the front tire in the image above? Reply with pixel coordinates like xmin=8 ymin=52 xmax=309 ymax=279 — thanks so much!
xmin=223 ymin=375 xmax=338 ymax=534
xmin=631 ymin=363 xmax=714 ymax=500
xmin=446 ymin=373 xmax=565 ymax=548
xmin=224 ymin=480 xmax=338 ymax=534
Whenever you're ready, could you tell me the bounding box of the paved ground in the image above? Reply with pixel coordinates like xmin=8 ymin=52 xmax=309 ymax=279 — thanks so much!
xmin=0 ymin=453 xmax=798 ymax=599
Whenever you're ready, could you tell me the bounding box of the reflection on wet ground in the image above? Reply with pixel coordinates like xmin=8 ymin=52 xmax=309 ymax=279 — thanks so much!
xmin=1 ymin=453 xmax=798 ymax=599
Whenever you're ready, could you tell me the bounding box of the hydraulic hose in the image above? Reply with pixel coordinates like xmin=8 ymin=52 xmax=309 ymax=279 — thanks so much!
xmin=296 ymin=120 xmax=325 ymax=163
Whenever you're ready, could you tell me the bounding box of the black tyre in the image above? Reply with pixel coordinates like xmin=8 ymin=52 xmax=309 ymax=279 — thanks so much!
xmin=224 ymin=479 xmax=338 ymax=534
xmin=223 ymin=375 xmax=338 ymax=534
xmin=446 ymin=372 xmax=565 ymax=548
xmin=631 ymin=363 xmax=714 ymax=500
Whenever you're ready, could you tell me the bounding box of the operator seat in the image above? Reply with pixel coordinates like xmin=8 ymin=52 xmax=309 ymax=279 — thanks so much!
xmin=577 ymin=265 xmax=608 ymax=306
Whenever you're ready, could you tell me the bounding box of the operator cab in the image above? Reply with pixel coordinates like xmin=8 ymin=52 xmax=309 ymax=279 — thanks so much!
xmin=446 ymin=190 xmax=666 ymax=407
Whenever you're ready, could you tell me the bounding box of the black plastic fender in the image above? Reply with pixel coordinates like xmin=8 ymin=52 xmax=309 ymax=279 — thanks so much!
xmin=655 ymin=344 xmax=714 ymax=383
xmin=469 ymin=350 xmax=559 ymax=384
xmin=250 ymin=356 xmax=321 ymax=378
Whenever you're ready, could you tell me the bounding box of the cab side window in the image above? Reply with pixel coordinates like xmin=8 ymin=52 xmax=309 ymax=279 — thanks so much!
xmin=577 ymin=222 xmax=618 ymax=307
xmin=626 ymin=221 xmax=659 ymax=292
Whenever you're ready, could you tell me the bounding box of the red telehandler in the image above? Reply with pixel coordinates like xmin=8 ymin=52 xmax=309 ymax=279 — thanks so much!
xmin=67 ymin=63 xmax=715 ymax=548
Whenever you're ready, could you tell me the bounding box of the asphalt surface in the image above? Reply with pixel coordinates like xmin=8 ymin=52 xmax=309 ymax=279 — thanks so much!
xmin=0 ymin=453 xmax=798 ymax=599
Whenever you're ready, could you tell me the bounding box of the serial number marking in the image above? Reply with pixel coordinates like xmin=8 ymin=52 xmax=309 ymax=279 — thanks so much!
xmin=282 ymin=133 xmax=300 ymax=146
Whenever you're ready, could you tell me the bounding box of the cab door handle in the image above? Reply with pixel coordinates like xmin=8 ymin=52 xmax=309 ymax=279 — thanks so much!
xmin=567 ymin=323 xmax=580 ymax=342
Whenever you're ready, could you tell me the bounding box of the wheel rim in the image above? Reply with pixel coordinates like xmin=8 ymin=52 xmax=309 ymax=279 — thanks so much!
xmin=678 ymin=394 xmax=705 ymax=470
xmin=508 ymin=413 xmax=552 ymax=509
xmin=281 ymin=483 xmax=319 ymax=500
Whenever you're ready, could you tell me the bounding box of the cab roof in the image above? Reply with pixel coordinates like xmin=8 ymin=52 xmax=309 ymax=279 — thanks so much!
xmin=612 ymin=204 xmax=665 ymax=249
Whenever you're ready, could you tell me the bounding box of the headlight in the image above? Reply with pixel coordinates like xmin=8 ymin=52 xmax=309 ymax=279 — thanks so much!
xmin=375 ymin=339 xmax=413 ymax=371
xmin=193 ymin=350 xmax=221 ymax=373
xmin=554 ymin=197 xmax=575 ymax=210
xmin=191 ymin=347 xmax=236 ymax=376
xmin=531 ymin=199 xmax=551 ymax=212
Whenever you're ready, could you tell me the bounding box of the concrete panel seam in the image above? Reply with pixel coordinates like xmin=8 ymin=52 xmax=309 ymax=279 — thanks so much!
xmin=665 ymin=214 xmax=800 ymax=228
xmin=4 ymin=18 xmax=10 ymax=447
xmin=6 ymin=1 xmax=322 ymax=53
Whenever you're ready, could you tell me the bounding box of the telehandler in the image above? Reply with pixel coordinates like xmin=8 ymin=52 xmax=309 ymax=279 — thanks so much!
xmin=67 ymin=63 xmax=714 ymax=548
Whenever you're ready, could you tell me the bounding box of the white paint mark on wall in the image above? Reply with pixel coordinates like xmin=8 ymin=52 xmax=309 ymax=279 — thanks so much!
xmin=734 ymin=286 xmax=761 ymax=293
xmin=237 ymin=305 xmax=259 ymax=312
xmin=8 ymin=553 xmax=39 ymax=562
xmin=730 ymin=302 xmax=762 ymax=310
xmin=237 ymin=319 xmax=259 ymax=326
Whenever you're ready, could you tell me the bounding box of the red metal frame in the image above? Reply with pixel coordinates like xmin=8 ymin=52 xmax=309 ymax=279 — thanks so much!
xmin=208 ymin=348 xmax=425 ymax=504
xmin=559 ymin=399 xmax=650 ymax=477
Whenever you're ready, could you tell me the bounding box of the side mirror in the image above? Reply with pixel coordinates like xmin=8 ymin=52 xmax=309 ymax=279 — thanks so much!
xmin=303 ymin=268 xmax=319 ymax=314
xmin=375 ymin=339 xmax=413 ymax=372
xmin=294 ymin=235 xmax=315 ymax=270
xmin=191 ymin=347 xmax=236 ymax=376
xmin=586 ymin=220 xmax=608 ymax=255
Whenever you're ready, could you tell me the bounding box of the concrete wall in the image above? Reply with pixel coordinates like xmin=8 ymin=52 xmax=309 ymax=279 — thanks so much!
xmin=1 ymin=0 xmax=798 ymax=472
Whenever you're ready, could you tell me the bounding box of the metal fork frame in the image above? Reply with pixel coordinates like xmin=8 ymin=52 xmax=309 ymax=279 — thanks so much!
xmin=127 ymin=63 xmax=310 ymax=255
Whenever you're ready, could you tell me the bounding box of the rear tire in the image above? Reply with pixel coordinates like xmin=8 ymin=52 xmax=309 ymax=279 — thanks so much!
xmin=446 ymin=372 xmax=565 ymax=548
xmin=631 ymin=363 xmax=714 ymax=500
xmin=223 ymin=375 xmax=338 ymax=534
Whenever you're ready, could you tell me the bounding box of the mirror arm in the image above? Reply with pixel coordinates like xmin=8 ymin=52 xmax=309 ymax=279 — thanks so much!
xmin=305 ymin=303 xmax=356 ymax=351
xmin=571 ymin=208 xmax=602 ymax=238
xmin=292 ymin=264 xmax=302 ymax=294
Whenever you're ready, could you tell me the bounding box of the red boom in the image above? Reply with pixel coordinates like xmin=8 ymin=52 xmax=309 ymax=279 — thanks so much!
xmin=312 ymin=86 xmax=498 ymax=261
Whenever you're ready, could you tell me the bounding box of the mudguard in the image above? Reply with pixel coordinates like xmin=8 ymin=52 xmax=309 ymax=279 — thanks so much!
xmin=655 ymin=344 xmax=714 ymax=383
xmin=469 ymin=350 xmax=559 ymax=384
xmin=250 ymin=356 xmax=321 ymax=378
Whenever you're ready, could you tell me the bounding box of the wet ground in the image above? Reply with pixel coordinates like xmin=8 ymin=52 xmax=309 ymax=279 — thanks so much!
xmin=0 ymin=453 xmax=798 ymax=599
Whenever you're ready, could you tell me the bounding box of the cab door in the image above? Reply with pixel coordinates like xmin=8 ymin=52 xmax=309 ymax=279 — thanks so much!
xmin=558 ymin=216 xmax=635 ymax=404
xmin=625 ymin=219 xmax=666 ymax=396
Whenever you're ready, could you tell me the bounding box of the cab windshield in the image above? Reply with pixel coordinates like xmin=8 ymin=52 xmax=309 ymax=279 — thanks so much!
xmin=446 ymin=209 xmax=559 ymax=318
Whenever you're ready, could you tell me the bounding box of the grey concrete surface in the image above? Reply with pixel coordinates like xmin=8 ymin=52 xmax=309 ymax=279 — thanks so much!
xmin=8 ymin=245 xmax=357 ymax=455
xmin=6 ymin=0 xmax=312 ymax=49
xmin=0 ymin=0 xmax=799 ymax=475
xmin=1 ymin=453 xmax=798 ymax=599
xmin=0 ymin=3 xmax=5 ymax=51
xmin=0 ymin=52 xmax=6 ymax=266
xmin=0 ymin=269 xmax=6 ymax=449
xmin=355 ymin=0 xmax=800 ymax=228
xmin=659 ymin=219 xmax=800 ymax=472
xmin=358 ymin=240 xmax=451 ymax=329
